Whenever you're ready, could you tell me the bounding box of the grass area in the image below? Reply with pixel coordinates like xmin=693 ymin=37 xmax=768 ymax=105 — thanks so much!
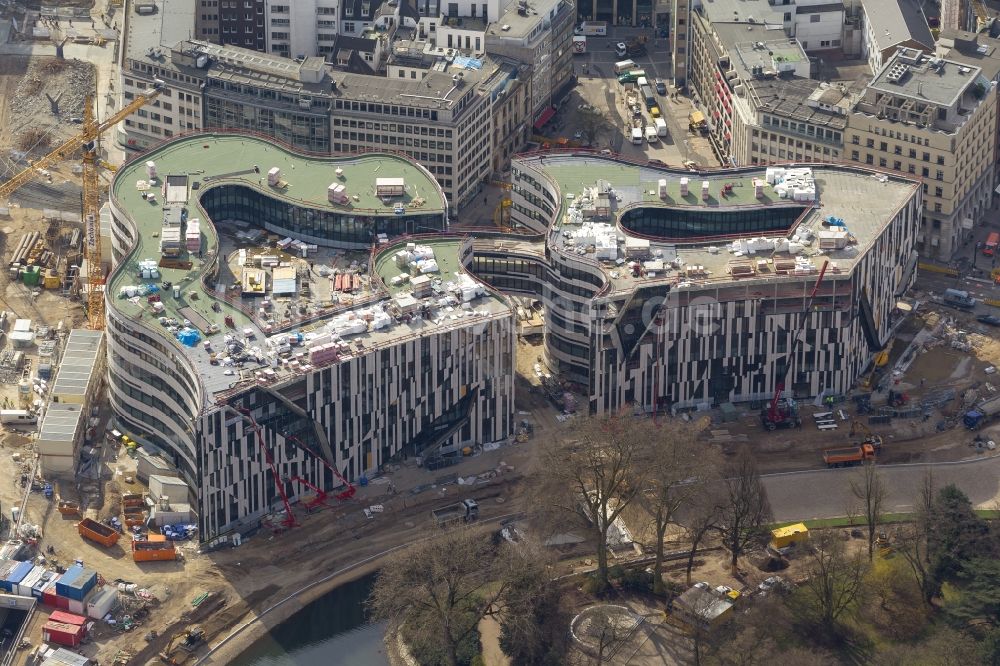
xmin=770 ymin=509 xmax=1000 ymax=531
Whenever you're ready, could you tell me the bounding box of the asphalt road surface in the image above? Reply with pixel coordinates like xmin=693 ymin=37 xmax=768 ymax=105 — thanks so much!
xmin=763 ymin=454 xmax=1000 ymax=521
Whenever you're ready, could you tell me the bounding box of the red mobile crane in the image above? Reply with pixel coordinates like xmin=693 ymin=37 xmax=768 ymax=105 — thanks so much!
xmin=285 ymin=476 xmax=328 ymax=511
xmin=231 ymin=406 xmax=299 ymax=529
xmin=760 ymin=260 xmax=830 ymax=431
xmin=283 ymin=433 xmax=357 ymax=501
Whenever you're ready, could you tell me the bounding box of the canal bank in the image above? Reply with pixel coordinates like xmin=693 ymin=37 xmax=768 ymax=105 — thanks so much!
xmin=196 ymin=555 xmax=394 ymax=666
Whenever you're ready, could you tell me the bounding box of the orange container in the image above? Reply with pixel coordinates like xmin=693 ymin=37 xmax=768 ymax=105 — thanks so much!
xmin=77 ymin=518 xmax=120 ymax=548
xmin=131 ymin=538 xmax=177 ymax=562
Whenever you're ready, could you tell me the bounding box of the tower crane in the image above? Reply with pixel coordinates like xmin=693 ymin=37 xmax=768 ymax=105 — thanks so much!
xmin=0 ymin=81 xmax=163 ymax=329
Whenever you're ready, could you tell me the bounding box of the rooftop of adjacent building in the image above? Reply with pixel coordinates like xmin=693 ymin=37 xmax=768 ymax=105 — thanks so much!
xmin=866 ymin=48 xmax=983 ymax=108
xmin=751 ymin=78 xmax=854 ymax=130
xmin=51 ymin=330 xmax=104 ymax=400
xmin=335 ymin=55 xmax=498 ymax=109
xmin=514 ymin=154 xmax=919 ymax=296
xmin=938 ymin=28 xmax=1000 ymax=81
xmin=486 ymin=0 xmax=572 ymax=40
xmin=859 ymin=0 xmax=934 ymax=52
xmin=123 ymin=0 xmax=197 ymax=66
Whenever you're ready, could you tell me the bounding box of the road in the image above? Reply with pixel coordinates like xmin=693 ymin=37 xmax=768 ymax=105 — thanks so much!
xmin=763 ymin=454 xmax=1000 ymax=521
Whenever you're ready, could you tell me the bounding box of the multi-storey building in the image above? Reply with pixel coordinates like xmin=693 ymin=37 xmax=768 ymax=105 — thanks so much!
xmin=106 ymin=133 xmax=515 ymax=540
xmin=195 ymin=0 xmax=266 ymax=51
xmin=264 ymin=0 xmax=341 ymax=59
xmin=489 ymin=154 xmax=920 ymax=413
xmin=937 ymin=29 xmax=1000 ymax=216
xmin=846 ymin=48 xmax=997 ymax=259
xmin=670 ymin=0 xmax=690 ymax=88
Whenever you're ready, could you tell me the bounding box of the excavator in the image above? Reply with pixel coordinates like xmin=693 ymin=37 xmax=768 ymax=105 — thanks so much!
xmin=848 ymin=420 xmax=883 ymax=452
xmin=158 ymin=625 xmax=204 ymax=664
xmin=0 ymin=80 xmax=163 ymax=329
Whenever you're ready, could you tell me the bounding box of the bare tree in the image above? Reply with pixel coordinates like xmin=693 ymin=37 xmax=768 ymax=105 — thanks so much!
xmin=850 ymin=461 xmax=886 ymax=561
xmin=577 ymin=107 xmax=610 ymax=146
xmin=896 ymin=470 xmax=936 ymax=605
xmin=797 ymin=531 xmax=867 ymax=632
xmin=370 ymin=526 xmax=510 ymax=666
xmin=716 ymin=447 xmax=772 ymax=574
xmin=538 ymin=412 xmax=653 ymax=592
xmin=644 ymin=417 xmax=719 ymax=594
xmin=684 ymin=498 xmax=722 ymax=586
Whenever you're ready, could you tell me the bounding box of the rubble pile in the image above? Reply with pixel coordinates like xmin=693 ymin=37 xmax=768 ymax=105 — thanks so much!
xmin=8 ymin=58 xmax=95 ymax=147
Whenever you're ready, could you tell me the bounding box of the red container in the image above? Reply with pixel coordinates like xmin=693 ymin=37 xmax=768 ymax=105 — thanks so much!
xmin=49 ymin=611 xmax=86 ymax=626
xmin=43 ymin=621 xmax=84 ymax=647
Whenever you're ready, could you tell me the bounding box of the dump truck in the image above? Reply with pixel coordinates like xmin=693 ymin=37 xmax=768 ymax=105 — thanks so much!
xmin=132 ymin=535 xmax=178 ymax=562
xmin=432 ymin=499 xmax=479 ymax=526
xmin=822 ymin=443 xmax=876 ymax=468
xmin=964 ymin=393 xmax=1000 ymax=429
xmin=78 ymin=517 xmax=120 ymax=548
xmin=688 ymin=110 xmax=708 ymax=133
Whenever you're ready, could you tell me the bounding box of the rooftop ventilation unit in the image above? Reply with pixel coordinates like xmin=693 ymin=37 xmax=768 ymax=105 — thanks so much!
xmin=885 ymin=62 xmax=909 ymax=84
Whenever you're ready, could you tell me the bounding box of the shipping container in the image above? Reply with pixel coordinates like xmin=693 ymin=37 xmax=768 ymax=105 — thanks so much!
xmin=48 ymin=610 xmax=87 ymax=626
xmin=42 ymin=621 xmax=84 ymax=647
xmin=58 ymin=568 xmax=96 ymax=602
xmin=54 ymin=566 xmax=82 ymax=597
xmin=31 ymin=570 xmax=54 ymax=598
xmin=86 ymin=587 xmax=117 ymax=619
xmin=1 ymin=560 xmax=34 ymax=592
xmin=16 ymin=565 xmax=47 ymax=596
xmin=41 ymin=575 xmax=62 ymax=607
xmin=77 ymin=518 xmax=119 ymax=548
xmin=67 ymin=596 xmax=87 ymax=616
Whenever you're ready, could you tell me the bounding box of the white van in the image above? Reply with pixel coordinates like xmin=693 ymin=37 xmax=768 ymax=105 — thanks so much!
xmin=0 ymin=410 xmax=36 ymax=425
xmin=614 ymin=59 xmax=637 ymax=74
xmin=631 ymin=127 xmax=644 ymax=145
xmin=636 ymin=76 xmax=649 ymax=88
xmin=645 ymin=126 xmax=659 ymax=143
xmin=655 ymin=118 xmax=668 ymax=137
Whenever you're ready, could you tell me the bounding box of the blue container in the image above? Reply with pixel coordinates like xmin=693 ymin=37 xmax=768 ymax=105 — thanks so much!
xmin=60 ymin=568 xmax=97 ymax=602
xmin=54 ymin=565 xmax=83 ymax=598
xmin=1 ymin=561 xmax=33 ymax=592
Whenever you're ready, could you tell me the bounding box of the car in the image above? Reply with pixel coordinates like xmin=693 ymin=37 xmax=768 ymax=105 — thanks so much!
xmin=757 ymin=576 xmax=790 ymax=595
xmin=573 ymin=131 xmax=583 ymax=140
xmin=978 ymin=314 xmax=1000 ymax=326
xmin=655 ymin=81 xmax=667 ymax=95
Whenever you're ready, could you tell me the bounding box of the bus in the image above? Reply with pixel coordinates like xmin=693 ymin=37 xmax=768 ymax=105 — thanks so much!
xmin=984 ymin=232 xmax=1000 ymax=256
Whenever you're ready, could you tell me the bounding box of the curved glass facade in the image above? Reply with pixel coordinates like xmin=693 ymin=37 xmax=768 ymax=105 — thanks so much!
xmin=199 ymin=185 xmax=447 ymax=246
xmin=619 ymin=205 xmax=807 ymax=240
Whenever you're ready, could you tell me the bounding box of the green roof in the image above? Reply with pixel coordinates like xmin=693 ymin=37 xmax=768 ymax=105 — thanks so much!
xmin=107 ymin=133 xmax=446 ymax=345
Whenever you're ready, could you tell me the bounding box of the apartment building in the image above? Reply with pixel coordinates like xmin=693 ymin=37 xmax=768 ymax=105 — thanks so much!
xmin=264 ymin=0 xmax=340 ymax=59
xmin=859 ymin=0 xmax=934 ymax=75
xmin=195 ymin=0 xmax=266 ymax=51
xmin=490 ymin=155 xmax=920 ymax=413
xmin=938 ymin=29 xmax=1000 ymax=210
xmin=670 ymin=0 xmax=690 ymax=87
xmin=748 ymin=78 xmax=850 ymax=165
xmin=690 ymin=20 xmax=811 ymax=165
xmin=846 ymin=48 xmax=997 ymax=259
xmin=483 ymin=0 xmax=575 ymax=121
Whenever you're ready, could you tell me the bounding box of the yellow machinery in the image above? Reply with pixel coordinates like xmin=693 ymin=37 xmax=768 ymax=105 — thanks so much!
xmin=860 ymin=338 xmax=892 ymax=390
xmin=0 ymin=82 xmax=163 ymax=329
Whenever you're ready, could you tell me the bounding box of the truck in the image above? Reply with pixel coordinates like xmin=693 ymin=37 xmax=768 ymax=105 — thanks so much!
xmin=572 ymin=35 xmax=586 ymax=54
xmin=0 ymin=410 xmax=36 ymax=425
xmin=822 ymin=444 xmax=876 ymax=467
xmin=132 ymin=535 xmax=178 ymax=562
xmin=432 ymin=499 xmax=479 ymax=526
xmin=645 ymin=126 xmax=658 ymax=143
xmin=640 ymin=85 xmax=656 ymax=109
xmin=616 ymin=37 xmax=647 ymax=58
xmin=78 ymin=517 xmax=120 ymax=548
xmin=943 ymin=288 xmax=977 ymax=309
xmin=688 ymin=110 xmax=708 ymax=133
xmin=575 ymin=21 xmax=607 ymax=36
xmin=964 ymin=393 xmax=1000 ymax=429
xmin=655 ymin=118 xmax=668 ymax=137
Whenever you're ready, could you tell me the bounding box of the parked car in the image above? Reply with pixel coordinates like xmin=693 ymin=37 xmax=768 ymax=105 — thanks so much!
xmin=655 ymin=80 xmax=667 ymax=95
xmin=978 ymin=314 xmax=1000 ymax=326
xmin=757 ymin=576 xmax=790 ymax=595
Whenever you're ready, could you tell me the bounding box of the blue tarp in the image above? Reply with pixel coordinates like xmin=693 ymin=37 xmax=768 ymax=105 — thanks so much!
xmin=452 ymin=56 xmax=482 ymax=70
xmin=176 ymin=328 xmax=200 ymax=347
